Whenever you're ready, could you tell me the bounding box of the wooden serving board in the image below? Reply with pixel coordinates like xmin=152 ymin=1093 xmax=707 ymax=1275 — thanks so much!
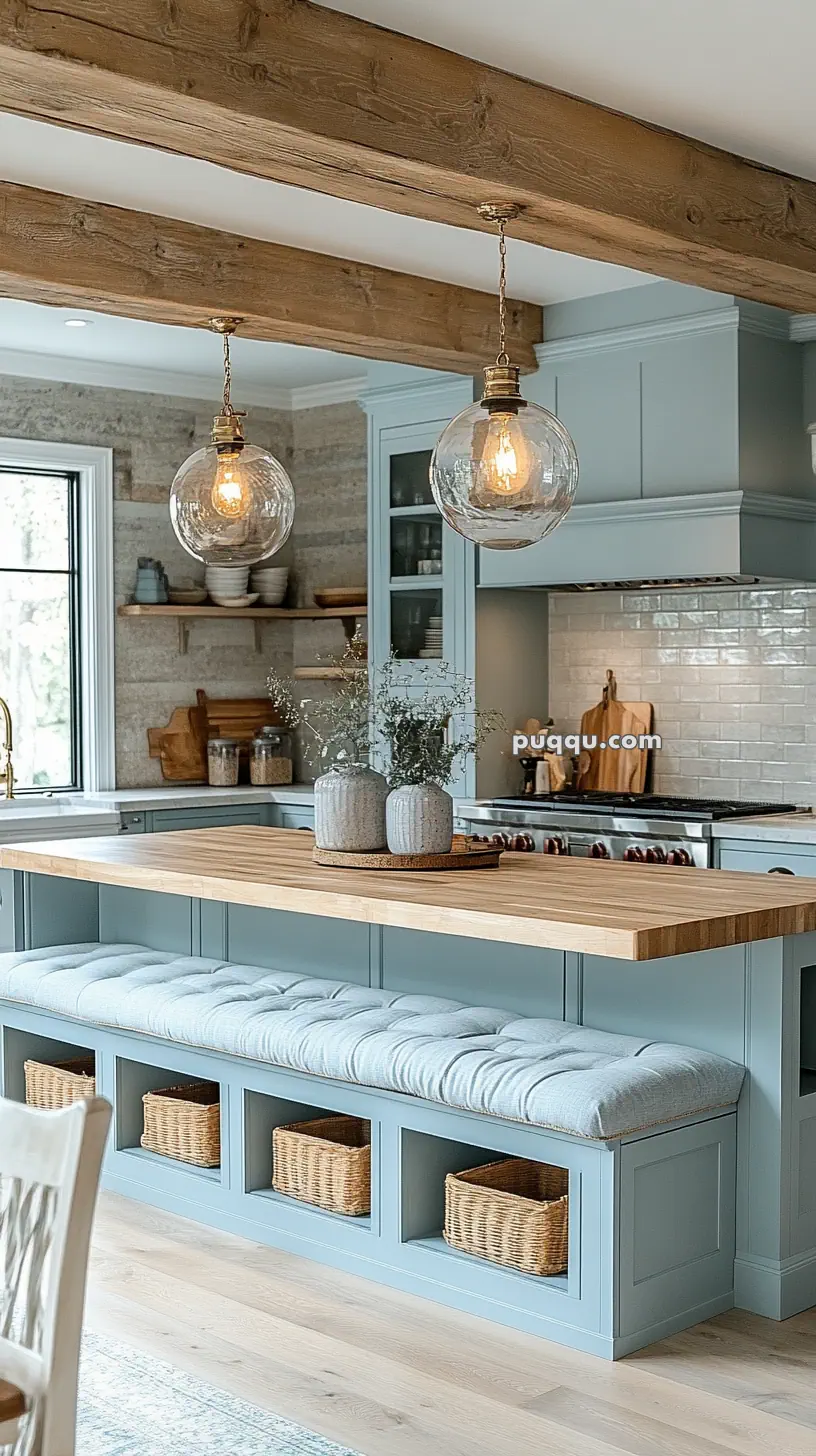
xmin=313 ymin=842 xmax=502 ymax=871
xmin=576 ymin=672 xmax=653 ymax=793
xmin=147 ymin=690 xmax=281 ymax=783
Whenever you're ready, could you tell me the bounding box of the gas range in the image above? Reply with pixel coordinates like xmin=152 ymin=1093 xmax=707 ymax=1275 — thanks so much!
xmin=461 ymin=792 xmax=801 ymax=868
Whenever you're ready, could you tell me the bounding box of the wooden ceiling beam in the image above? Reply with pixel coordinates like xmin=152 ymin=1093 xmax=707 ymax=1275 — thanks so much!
xmin=0 ymin=181 xmax=541 ymax=372
xmin=1 ymin=2 xmax=816 ymax=309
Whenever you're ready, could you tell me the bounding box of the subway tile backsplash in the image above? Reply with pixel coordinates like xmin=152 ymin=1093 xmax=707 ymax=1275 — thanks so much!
xmin=548 ymin=587 xmax=816 ymax=805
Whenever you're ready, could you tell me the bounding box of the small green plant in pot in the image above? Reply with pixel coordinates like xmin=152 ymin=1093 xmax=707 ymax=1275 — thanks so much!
xmin=267 ymin=636 xmax=388 ymax=852
xmin=374 ymin=658 xmax=503 ymax=856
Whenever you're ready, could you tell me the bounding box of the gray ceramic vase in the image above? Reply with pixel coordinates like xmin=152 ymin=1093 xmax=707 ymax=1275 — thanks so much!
xmin=385 ymin=782 xmax=454 ymax=856
xmin=313 ymin=765 xmax=388 ymax=851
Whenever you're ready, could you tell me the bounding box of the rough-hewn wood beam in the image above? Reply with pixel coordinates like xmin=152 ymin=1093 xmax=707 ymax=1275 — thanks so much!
xmin=1 ymin=1 xmax=816 ymax=310
xmin=0 ymin=181 xmax=540 ymax=372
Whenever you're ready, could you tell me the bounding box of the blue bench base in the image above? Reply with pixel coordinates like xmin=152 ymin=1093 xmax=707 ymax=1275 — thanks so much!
xmin=0 ymin=998 xmax=737 ymax=1360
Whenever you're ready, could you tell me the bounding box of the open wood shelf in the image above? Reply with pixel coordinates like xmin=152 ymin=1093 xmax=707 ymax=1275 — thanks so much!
xmin=119 ymin=604 xmax=366 ymax=621
xmin=292 ymin=666 xmax=366 ymax=681
xmin=118 ymin=602 xmax=367 ymax=656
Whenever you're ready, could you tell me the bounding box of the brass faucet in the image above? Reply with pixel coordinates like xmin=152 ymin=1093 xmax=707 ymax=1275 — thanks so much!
xmin=0 ymin=697 xmax=14 ymax=799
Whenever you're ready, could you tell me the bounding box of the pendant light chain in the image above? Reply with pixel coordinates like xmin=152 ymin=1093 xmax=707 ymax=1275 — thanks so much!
xmin=222 ymin=330 xmax=234 ymax=416
xmin=497 ymin=216 xmax=510 ymax=367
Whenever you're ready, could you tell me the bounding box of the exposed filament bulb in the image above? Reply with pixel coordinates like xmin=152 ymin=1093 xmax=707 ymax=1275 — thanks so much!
xmin=211 ymin=450 xmax=250 ymax=519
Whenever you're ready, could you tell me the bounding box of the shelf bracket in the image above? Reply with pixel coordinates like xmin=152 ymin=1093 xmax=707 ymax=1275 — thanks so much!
xmin=178 ymin=619 xmax=191 ymax=656
xmin=340 ymin=614 xmax=358 ymax=646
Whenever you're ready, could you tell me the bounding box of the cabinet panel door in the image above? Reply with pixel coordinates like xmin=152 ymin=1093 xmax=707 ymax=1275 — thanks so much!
xmin=226 ymin=904 xmax=370 ymax=983
xmin=278 ymin=810 xmax=315 ymax=831
xmin=0 ymin=869 xmax=16 ymax=951
xmin=151 ymin=807 xmax=265 ymax=833
xmin=381 ymin=928 xmax=565 ymax=1019
xmin=546 ymin=355 xmax=641 ymax=504
xmin=718 ymin=846 xmax=816 ymax=878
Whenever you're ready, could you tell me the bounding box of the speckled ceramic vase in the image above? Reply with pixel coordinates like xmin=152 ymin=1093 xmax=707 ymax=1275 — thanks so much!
xmin=313 ymin=766 xmax=388 ymax=851
xmin=385 ymin=782 xmax=453 ymax=856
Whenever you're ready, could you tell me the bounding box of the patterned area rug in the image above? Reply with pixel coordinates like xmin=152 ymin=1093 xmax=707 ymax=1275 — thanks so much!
xmin=78 ymin=1331 xmax=361 ymax=1456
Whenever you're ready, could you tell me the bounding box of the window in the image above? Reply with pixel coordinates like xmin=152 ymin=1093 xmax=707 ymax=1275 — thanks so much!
xmin=0 ymin=470 xmax=79 ymax=788
xmin=0 ymin=440 xmax=114 ymax=794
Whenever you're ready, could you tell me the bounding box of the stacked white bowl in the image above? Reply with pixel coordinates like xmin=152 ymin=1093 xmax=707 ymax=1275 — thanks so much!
xmin=250 ymin=564 xmax=289 ymax=605
xmin=205 ymin=564 xmax=251 ymax=605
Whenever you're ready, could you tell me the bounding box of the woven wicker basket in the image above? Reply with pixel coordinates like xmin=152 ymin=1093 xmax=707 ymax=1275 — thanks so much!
xmin=141 ymin=1082 xmax=221 ymax=1168
xmin=444 ymin=1158 xmax=569 ymax=1276
xmin=24 ymin=1056 xmax=96 ymax=1110
xmin=272 ymin=1115 xmax=371 ymax=1216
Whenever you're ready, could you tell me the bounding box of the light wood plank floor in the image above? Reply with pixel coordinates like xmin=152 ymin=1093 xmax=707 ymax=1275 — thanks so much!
xmin=87 ymin=1192 xmax=816 ymax=1456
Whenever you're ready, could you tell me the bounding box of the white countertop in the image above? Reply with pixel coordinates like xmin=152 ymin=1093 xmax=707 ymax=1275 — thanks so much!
xmin=0 ymin=801 xmax=120 ymax=844
xmin=0 ymin=784 xmax=315 ymax=843
xmin=87 ymin=784 xmax=316 ymax=812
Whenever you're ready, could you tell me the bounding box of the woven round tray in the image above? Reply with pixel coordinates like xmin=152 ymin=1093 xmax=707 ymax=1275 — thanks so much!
xmin=313 ymin=843 xmax=502 ymax=871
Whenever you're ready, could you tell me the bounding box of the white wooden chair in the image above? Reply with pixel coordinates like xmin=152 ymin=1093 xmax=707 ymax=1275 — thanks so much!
xmin=0 ymin=1096 xmax=111 ymax=1455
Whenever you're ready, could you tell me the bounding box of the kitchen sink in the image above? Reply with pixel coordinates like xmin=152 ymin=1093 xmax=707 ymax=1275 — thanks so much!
xmin=0 ymin=796 xmax=82 ymax=812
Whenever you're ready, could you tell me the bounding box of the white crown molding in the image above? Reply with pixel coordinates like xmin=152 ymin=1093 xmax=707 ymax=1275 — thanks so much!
xmin=534 ymin=308 xmax=740 ymax=363
xmin=789 ymin=314 xmax=816 ymax=342
xmin=289 ymin=376 xmax=368 ymax=410
xmin=0 ymin=347 xmax=366 ymax=411
xmin=358 ymin=372 xmax=473 ymax=414
xmin=559 ymin=490 xmax=816 ymax=525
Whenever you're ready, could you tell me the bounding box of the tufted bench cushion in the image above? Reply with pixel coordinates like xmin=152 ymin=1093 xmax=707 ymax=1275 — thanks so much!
xmin=0 ymin=943 xmax=745 ymax=1140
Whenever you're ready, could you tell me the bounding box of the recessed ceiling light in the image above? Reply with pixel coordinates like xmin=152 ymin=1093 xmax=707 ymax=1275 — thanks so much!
xmin=64 ymin=318 xmax=89 ymax=328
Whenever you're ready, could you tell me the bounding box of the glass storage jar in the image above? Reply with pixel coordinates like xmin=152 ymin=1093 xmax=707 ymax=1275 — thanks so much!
xmin=250 ymin=726 xmax=293 ymax=786
xmin=207 ymin=738 xmax=240 ymax=787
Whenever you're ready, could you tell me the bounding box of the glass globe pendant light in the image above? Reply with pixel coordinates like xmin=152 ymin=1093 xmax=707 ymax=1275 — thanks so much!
xmin=430 ymin=204 xmax=579 ymax=550
xmin=169 ymin=317 xmax=295 ymax=565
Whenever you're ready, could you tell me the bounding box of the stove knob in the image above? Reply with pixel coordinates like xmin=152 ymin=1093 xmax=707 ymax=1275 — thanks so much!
xmin=511 ymin=833 xmax=534 ymax=852
xmin=543 ymin=836 xmax=565 ymax=855
xmin=589 ymin=841 xmax=609 ymax=859
xmin=667 ymin=848 xmax=692 ymax=866
xmin=623 ymin=845 xmax=646 ymax=863
xmin=490 ymin=832 xmax=512 ymax=850
xmin=522 ymin=833 xmax=536 ymax=852
xmin=646 ymin=846 xmax=667 ymax=864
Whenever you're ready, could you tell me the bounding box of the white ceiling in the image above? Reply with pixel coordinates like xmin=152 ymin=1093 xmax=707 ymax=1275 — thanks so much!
xmin=323 ymin=0 xmax=816 ymax=180
xmin=0 ymin=297 xmax=367 ymax=408
xmin=4 ymin=0 xmax=814 ymax=393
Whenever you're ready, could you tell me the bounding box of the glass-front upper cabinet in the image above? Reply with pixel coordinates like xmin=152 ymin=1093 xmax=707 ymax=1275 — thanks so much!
xmin=363 ymin=375 xmax=474 ymax=681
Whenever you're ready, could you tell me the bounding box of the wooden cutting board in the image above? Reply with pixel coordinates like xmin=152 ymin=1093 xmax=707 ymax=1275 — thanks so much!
xmin=576 ymin=672 xmax=653 ymax=793
xmin=147 ymin=691 xmax=281 ymax=783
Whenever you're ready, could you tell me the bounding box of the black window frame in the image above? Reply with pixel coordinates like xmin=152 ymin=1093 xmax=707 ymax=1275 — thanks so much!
xmin=0 ymin=466 xmax=82 ymax=793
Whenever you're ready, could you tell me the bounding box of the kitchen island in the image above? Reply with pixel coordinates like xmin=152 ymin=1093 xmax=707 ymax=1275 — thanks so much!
xmin=1 ymin=827 xmax=815 ymax=1353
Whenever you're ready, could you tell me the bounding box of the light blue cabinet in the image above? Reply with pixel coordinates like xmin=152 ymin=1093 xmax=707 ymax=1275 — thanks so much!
xmin=362 ymin=372 xmax=549 ymax=798
xmin=717 ymin=843 xmax=816 ymax=876
xmin=362 ymin=374 xmax=476 ymax=795
xmin=0 ymin=869 xmax=16 ymax=951
xmin=478 ymin=287 xmax=810 ymax=590
xmin=119 ymin=803 xmax=282 ymax=835
xmin=150 ymin=805 xmax=268 ymax=833
xmin=363 ymin=374 xmax=475 ymax=681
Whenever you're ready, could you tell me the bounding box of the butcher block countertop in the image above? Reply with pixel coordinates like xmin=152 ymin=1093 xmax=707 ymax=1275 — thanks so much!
xmin=6 ymin=827 xmax=816 ymax=962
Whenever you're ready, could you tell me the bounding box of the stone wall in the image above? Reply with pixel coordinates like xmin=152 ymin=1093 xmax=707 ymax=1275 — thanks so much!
xmin=0 ymin=376 xmax=367 ymax=787
xmin=288 ymin=402 xmax=369 ymax=780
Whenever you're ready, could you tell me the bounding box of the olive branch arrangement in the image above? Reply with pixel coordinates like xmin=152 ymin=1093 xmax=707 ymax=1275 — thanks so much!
xmin=267 ymin=645 xmax=503 ymax=786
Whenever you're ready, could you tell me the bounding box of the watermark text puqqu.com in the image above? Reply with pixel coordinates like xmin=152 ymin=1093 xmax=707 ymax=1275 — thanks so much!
xmin=512 ymin=731 xmax=662 ymax=755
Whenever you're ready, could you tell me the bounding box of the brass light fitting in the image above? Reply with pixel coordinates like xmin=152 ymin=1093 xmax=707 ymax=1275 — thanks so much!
xmin=476 ymin=202 xmax=526 ymax=415
xmin=209 ymin=316 xmax=247 ymax=450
